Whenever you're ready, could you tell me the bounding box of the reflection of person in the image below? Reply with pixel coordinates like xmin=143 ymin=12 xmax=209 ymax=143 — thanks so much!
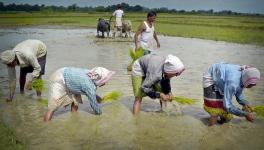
xmin=0 ymin=39 xmax=47 ymax=101
xmin=44 ymin=67 xmax=115 ymax=122
xmin=112 ymin=4 xmax=124 ymax=37
xmin=132 ymin=54 xmax=185 ymax=115
xmin=203 ymin=63 xmax=260 ymax=126
xmin=134 ymin=11 xmax=160 ymax=55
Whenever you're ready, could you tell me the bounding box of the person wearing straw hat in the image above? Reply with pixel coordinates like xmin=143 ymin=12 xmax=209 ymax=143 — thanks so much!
xmin=43 ymin=67 xmax=115 ymax=122
xmin=203 ymin=63 xmax=261 ymax=126
xmin=131 ymin=54 xmax=185 ymax=115
xmin=0 ymin=39 xmax=47 ymax=101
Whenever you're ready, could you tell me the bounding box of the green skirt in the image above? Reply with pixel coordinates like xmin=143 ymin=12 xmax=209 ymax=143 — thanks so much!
xmin=132 ymin=75 xmax=162 ymax=98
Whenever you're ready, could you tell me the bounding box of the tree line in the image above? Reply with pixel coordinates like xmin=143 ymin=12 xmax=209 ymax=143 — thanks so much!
xmin=0 ymin=2 xmax=263 ymax=16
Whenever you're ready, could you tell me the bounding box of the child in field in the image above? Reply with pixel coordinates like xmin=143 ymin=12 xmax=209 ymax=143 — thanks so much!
xmin=203 ymin=63 xmax=260 ymax=126
xmin=43 ymin=67 xmax=115 ymax=122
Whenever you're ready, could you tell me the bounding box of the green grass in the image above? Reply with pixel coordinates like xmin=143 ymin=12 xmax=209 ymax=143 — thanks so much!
xmin=172 ymin=96 xmax=195 ymax=105
xmin=0 ymin=12 xmax=264 ymax=46
xmin=0 ymin=120 xmax=26 ymax=150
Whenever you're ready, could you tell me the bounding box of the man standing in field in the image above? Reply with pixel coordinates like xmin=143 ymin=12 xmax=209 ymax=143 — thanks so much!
xmin=134 ymin=11 xmax=160 ymax=55
xmin=112 ymin=4 xmax=124 ymax=37
xmin=0 ymin=39 xmax=47 ymax=101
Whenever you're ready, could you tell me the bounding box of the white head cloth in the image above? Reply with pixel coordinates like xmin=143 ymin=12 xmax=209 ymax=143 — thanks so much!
xmin=164 ymin=54 xmax=184 ymax=74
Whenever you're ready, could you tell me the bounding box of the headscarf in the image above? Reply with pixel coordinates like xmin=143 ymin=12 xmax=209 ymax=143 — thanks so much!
xmin=164 ymin=54 xmax=185 ymax=74
xmin=88 ymin=67 xmax=115 ymax=86
xmin=241 ymin=67 xmax=260 ymax=87
xmin=0 ymin=50 xmax=15 ymax=64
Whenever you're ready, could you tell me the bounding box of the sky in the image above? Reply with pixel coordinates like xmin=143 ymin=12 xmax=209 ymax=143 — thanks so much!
xmin=1 ymin=0 xmax=264 ymax=14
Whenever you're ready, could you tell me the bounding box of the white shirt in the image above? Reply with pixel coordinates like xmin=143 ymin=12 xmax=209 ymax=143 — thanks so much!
xmin=8 ymin=39 xmax=47 ymax=80
xmin=139 ymin=21 xmax=155 ymax=51
xmin=112 ymin=9 xmax=124 ymax=18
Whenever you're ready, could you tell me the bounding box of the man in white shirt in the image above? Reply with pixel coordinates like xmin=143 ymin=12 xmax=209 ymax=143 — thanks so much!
xmin=0 ymin=39 xmax=47 ymax=101
xmin=134 ymin=11 xmax=160 ymax=54
xmin=112 ymin=4 xmax=124 ymax=37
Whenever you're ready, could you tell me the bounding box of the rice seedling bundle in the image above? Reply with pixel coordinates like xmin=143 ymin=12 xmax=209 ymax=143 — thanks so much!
xmin=254 ymin=105 xmax=264 ymax=118
xmin=102 ymin=91 xmax=122 ymax=102
xmin=127 ymin=48 xmax=144 ymax=71
xmin=172 ymin=96 xmax=195 ymax=105
xmin=32 ymin=79 xmax=45 ymax=91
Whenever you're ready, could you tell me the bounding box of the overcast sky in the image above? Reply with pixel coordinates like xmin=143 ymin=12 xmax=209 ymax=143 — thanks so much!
xmin=1 ymin=0 xmax=264 ymax=14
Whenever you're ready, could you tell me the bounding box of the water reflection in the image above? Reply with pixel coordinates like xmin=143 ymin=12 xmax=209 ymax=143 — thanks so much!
xmin=0 ymin=27 xmax=263 ymax=150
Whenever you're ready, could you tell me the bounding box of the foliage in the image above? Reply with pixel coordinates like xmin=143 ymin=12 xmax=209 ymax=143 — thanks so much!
xmin=102 ymin=91 xmax=122 ymax=102
xmin=38 ymin=98 xmax=48 ymax=106
xmin=32 ymin=79 xmax=45 ymax=91
xmin=254 ymin=105 xmax=264 ymax=119
xmin=129 ymin=47 xmax=144 ymax=61
xmin=127 ymin=47 xmax=144 ymax=71
xmin=0 ymin=121 xmax=26 ymax=149
xmin=0 ymin=2 xmax=263 ymax=16
xmin=172 ymin=96 xmax=195 ymax=105
xmin=0 ymin=12 xmax=264 ymax=46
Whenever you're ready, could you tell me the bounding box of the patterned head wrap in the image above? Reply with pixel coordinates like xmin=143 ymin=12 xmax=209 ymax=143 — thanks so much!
xmin=88 ymin=67 xmax=115 ymax=86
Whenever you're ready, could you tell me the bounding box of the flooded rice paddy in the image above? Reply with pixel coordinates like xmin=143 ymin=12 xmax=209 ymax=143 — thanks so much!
xmin=0 ymin=27 xmax=264 ymax=150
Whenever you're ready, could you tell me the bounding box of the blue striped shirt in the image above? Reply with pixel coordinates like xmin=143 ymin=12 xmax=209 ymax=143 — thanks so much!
xmin=208 ymin=63 xmax=248 ymax=116
xmin=63 ymin=67 xmax=102 ymax=115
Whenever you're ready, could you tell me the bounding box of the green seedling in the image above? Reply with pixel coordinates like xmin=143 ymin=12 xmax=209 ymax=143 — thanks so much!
xmin=38 ymin=98 xmax=48 ymax=105
xmin=32 ymin=79 xmax=45 ymax=91
xmin=102 ymin=91 xmax=122 ymax=102
xmin=127 ymin=48 xmax=144 ymax=71
xmin=172 ymin=96 xmax=195 ymax=105
xmin=254 ymin=105 xmax=264 ymax=119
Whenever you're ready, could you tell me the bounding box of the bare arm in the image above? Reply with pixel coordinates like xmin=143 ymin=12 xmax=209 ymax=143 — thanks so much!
xmin=134 ymin=23 xmax=146 ymax=51
xmin=153 ymin=31 xmax=160 ymax=48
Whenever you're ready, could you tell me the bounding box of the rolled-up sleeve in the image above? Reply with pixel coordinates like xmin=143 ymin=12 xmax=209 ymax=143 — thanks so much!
xmin=28 ymin=55 xmax=41 ymax=79
xmin=141 ymin=76 xmax=161 ymax=99
xmin=223 ymin=83 xmax=246 ymax=116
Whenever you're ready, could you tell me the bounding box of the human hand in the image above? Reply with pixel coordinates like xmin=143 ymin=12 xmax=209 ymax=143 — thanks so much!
xmin=243 ymin=105 xmax=254 ymax=113
xmin=245 ymin=113 xmax=254 ymax=122
xmin=26 ymin=81 xmax=33 ymax=90
xmin=157 ymin=42 xmax=160 ymax=48
xmin=166 ymin=94 xmax=173 ymax=102
xmin=135 ymin=45 xmax=139 ymax=51
xmin=160 ymin=93 xmax=170 ymax=102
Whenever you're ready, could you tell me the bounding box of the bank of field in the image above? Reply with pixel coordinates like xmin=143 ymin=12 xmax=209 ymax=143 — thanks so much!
xmin=0 ymin=12 xmax=264 ymax=46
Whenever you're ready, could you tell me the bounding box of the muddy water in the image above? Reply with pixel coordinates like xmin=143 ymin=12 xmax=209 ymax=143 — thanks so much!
xmin=0 ymin=27 xmax=264 ymax=150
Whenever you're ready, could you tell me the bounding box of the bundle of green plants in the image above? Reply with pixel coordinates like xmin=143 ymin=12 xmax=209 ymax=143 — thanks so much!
xmin=38 ymin=98 xmax=48 ymax=105
xmin=102 ymin=91 xmax=122 ymax=102
xmin=172 ymin=96 xmax=195 ymax=105
xmin=253 ymin=105 xmax=264 ymax=119
xmin=32 ymin=79 xmax=45 ymax=91
xmin=127 ymin=47 xmax=144 ymax=71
